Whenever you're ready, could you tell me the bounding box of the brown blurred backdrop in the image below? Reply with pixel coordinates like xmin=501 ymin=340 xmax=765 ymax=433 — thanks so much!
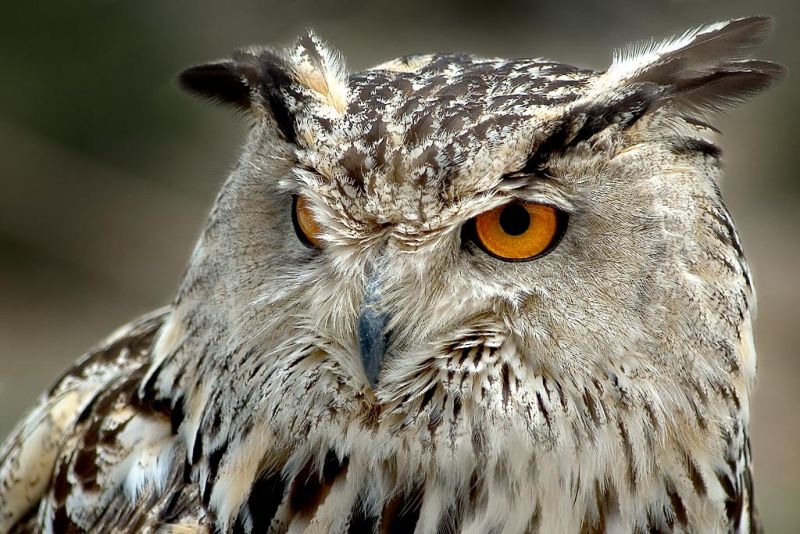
xmin=0 ymin=1 xmax=797 ymax=531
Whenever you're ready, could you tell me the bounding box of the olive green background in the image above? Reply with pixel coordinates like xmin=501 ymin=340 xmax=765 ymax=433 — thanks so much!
xmin=0 ymin=1 xmax=797 ymax=530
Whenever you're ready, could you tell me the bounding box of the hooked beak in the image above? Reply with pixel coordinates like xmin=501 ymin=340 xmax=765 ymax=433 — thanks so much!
xmin=357 ymin=277 xmax=389 ymax=388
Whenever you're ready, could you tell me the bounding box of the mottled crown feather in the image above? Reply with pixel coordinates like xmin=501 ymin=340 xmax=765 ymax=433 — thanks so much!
xmin=178 ymin=17 xmax=783 ymax=167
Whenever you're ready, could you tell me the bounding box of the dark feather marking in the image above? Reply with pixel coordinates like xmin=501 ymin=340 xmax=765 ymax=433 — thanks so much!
xmin=744 ymin=460 xmax=759 ymax=531
xmin=643 ymin=401 xmax=660 ymax=435
xmin=598 ymin=480 xmax=620 ymax=532
xmin=52 ymin=460 xmax=71 ymax=506
xmin=202 ymin=445 xmax=227 ymax=507
xmin=348 ymin=500 xmax=378 ymax=534
xmin=520 ymin=86 xmax=660 ymax=174
xmin=670 ymin=138 xmax=722 ymax=159
xmin=518 ymin=120 xmax=573 ymax=174
xmin=617 ymin=421 xmax=637 ymax=492
xmin=682 ymin=116 xmax=722 ymax=134
xmin=536 ymin=392 xmax=551 ymax=431
xmin=688 ymin=396 xmax=708 ymax=431
xmin=436 ymin=490 xmax=466 ymax=534
xmin=553 ymin=379 xmax=568 ymax=411
xmin=297 ymin=33 xmax=324 ymax=69
xmin=493 ymin=454 xmax=511 ymax=487
xmin=288 ymin=452 xmax=349 ymax=520
xmin=501 ymin=364 xmax=512 ymax=407
xmin=170 ymin=395 xmax=185 ymax=434
xmin=686 ymin=455 xmax=707 ymax=496
xmin=406 ymin=114 xmax=435 ymax=145
xmin=458 ymin=347 xmax=471 ymax=366
xmin=207 ymin=444 xmax=226 ymax=481
xmin=257 ymin=51 xmax=302 ymax=145
xmin=247 ymin=471 xmax=287 ymax=533
xmin=339 ymin=146 xmax=369 ymax=183
xmin=232 ymin=514 xmax=248 ymax=534
xmin=452 ymin=395 xmax=462 ymax=422
xmin=74 ymin=390 xmax=103 ymax=425
xmin=583 ymin=388 xmax=600 ymax=425
xmin=717 ymin=469 xmax=736 ymax=499
xmin=8 ymin=506 xmax=38 ymax=533
xmin=72 ymin=447 xmax=101 ymax=492
xmin=72 ymin=372 xmax=152 ymax=493
xmin=526 ymin=501 xmax=542 ymax=534
xmin=52 ymin=505 xmax=77 ymax=534
xmin=428 ymin=403 xmax=444 ymax=434
xmin=666 ymin=482 xmax=688 ymax=527
xmin=725 ymin=485 xmax=746 ymax=532
xmin=571 ymin=86 xmax=660 ymax=145
xmin=541 ymin=376 xmax=552 ymax=401
xmin=288 ymin=459 xmax=319 ymax=517
xmin=379 ymin=485 xmax=423 ymax=534
xmin=706 ymin=208 xmax=745 ymax=261
xmin=191 ymin=434 xmax=203 ymax=466
xmin=644 ymin=507 xmax=668 ymax=534
xmin=468 ymin=469 xmax=487 ymax=514
xmin=581 ymin=480 xmax=608 ymax=534
xmin=419 ymin=385 xmax=437 ymax=413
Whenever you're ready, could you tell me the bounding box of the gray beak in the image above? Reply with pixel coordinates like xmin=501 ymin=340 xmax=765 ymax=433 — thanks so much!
xmin=357 ymin=277 xmax=389 ymax=388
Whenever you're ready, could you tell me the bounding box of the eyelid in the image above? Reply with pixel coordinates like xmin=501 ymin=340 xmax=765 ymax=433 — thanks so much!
xmin=514 ymin=192 xmax=575 ymax=214
xmin=292 ymin=194 xmax=324 ymax=248
xmin=497 ymin=175 xmax=575 ymax=214
xmin=498 ymin=189 xmax=574 ymax=216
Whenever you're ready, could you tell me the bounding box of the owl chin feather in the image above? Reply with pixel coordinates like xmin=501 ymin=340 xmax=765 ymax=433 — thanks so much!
xmin=0 ymin=16 xmax=782 ymax=534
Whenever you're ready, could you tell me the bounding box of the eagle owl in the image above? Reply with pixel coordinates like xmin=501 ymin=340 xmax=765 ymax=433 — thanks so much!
xmin=0 ymin=16 xmax=784 ymax=533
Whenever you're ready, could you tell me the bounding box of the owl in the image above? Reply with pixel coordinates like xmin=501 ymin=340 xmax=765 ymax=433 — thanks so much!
xmin=0 ymin=16 xmax=784 ymax=534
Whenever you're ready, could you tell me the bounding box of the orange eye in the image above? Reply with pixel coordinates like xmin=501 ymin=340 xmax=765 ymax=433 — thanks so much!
xmin=292 ymin=195 xmax=323 ymax=248
xmin=471 ymin=202 xmax=565 ymax=261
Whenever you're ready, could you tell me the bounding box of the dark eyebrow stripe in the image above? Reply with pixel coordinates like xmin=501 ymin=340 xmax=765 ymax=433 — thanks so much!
xmin=516 ymin=85 xmax=661 ymax=174
xmin=682 ymin=116 xmax=722 ymax=134
xmin=670 ymin=138 xmax=722 ymax=159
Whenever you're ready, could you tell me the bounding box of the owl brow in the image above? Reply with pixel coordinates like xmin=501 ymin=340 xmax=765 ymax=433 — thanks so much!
xmin=495 ymin=172 xmax=575 ymax=213
xmin=501 ymin=170 xmax=553 ymax=183
xmin=516 ymin=86 xmax=661 ymax=175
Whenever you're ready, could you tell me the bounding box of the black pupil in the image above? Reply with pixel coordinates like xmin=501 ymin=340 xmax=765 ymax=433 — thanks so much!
xmin=499 ymin=204 xmax=531 ymax=236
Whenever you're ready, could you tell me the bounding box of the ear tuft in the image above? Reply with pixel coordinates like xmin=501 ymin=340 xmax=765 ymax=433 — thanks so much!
xmin=670 ymin=59 xmax=786 ymax=112
xmin=605 ymin=16 xmax=785 ymax=113
xmin=177 ymin=31 xmax=349 ymax=145
xmin=178 ymin=60 xmax=259 ymax=111
xmin=289 ymin=30 xmax=349 ymax=114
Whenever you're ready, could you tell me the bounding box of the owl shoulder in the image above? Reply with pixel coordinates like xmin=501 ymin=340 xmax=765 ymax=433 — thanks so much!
xmin=0 ymin=309 xmax=173 ymax=532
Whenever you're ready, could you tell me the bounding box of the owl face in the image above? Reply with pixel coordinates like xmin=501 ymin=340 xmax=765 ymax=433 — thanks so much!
xmin=176 ymin=23 xmax=781 ymax=428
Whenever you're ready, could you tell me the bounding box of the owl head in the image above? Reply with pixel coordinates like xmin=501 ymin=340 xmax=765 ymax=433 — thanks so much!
xmin=166 ymin=18 xmax=782 ymax=445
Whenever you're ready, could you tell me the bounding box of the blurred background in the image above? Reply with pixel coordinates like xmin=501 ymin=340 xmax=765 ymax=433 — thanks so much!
xmin=0 ymin=0 xmax=796 ymax=530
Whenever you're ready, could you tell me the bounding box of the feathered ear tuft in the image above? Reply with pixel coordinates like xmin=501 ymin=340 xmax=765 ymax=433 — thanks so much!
xmin=288 ymin=30 xmax=349 ymax=114
xmin=177 ymin=50 xmax=299 ymax=143
xmin=605 ymin=16 xmax=785 ymax=113
xmin=177 ymin=30 xmax=349 ymax=144
xmin=178 ymin=60 xmax=260 ymax=111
